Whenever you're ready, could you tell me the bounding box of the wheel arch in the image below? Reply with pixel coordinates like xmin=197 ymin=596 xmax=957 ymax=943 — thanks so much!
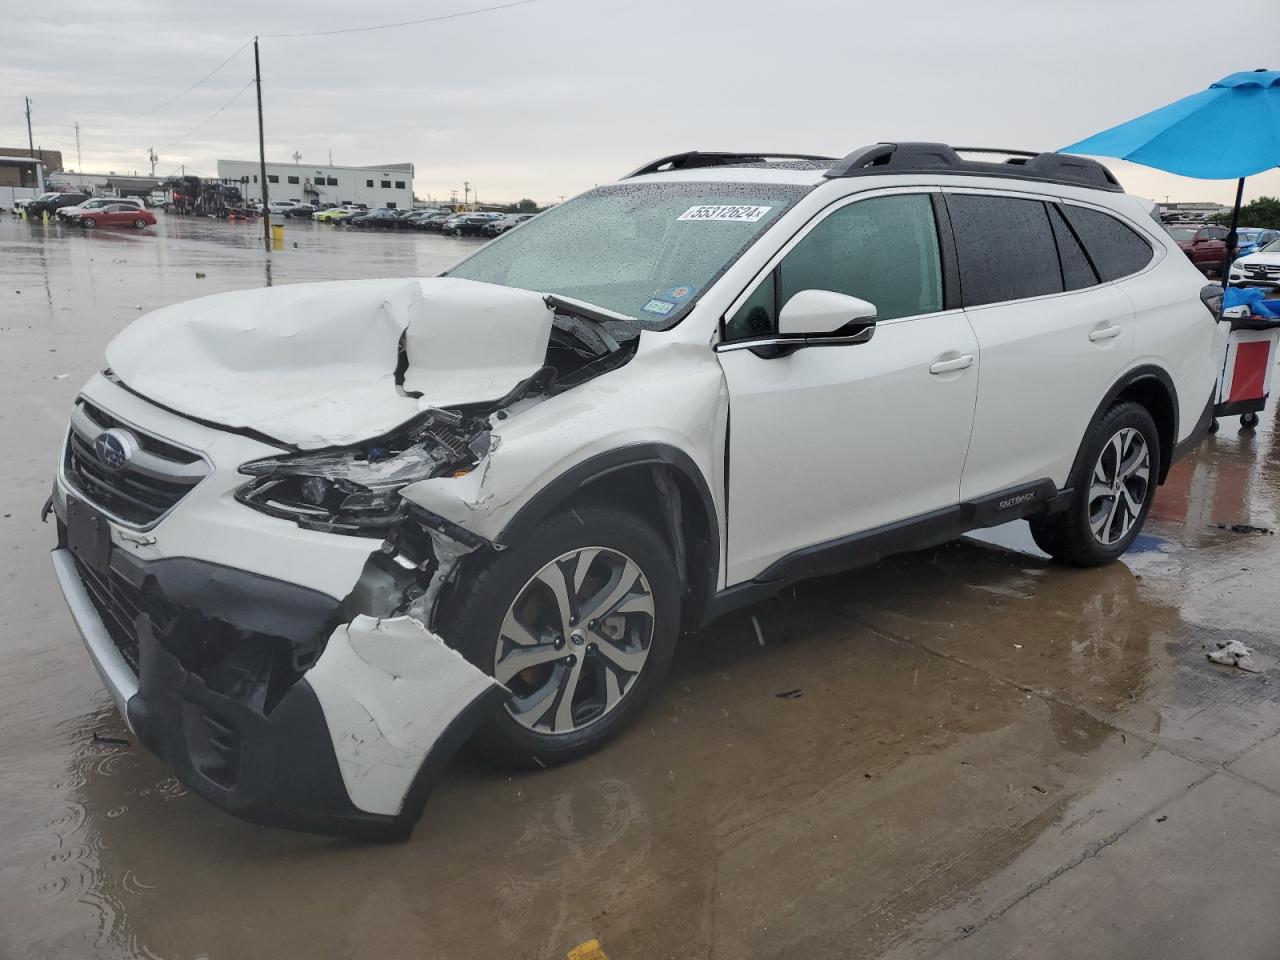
xmin=495 ymin=444 xmax=721 ymax=632
xmin=1069 ymin=364 xmax=1179 ymax=486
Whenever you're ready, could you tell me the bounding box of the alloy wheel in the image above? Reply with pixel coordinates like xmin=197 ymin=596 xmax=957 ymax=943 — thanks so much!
xmin=495 ymin=547 xmax=655 ymax=736
xmin=1089 ymin=427 xmax=1150 ymax=545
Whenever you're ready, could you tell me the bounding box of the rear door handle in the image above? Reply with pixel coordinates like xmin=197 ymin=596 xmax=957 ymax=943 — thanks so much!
xmin=929 ymin=354 xmax=974 ymax=375
xmin=1089 ymin=325 xmax=1123 ymax=342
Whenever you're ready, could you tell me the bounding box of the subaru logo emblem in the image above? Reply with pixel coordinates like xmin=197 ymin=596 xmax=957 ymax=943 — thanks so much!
xmin=93 ymin=428 xmax=137 ymax=472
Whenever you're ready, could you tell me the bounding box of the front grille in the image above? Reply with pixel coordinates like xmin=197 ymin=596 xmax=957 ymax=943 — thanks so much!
xmin=63 ymin=399 xmax=210 ymax=527
xmin=72 ymin=555 xmax=179 ymax=673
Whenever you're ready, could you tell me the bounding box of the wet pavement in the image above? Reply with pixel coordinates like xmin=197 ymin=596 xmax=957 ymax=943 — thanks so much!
xmin=2 ymin=212 xmax=1280 ymax=959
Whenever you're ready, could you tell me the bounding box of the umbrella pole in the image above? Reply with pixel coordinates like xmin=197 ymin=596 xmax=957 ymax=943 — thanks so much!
xmin=1220 ymin=177 xmax=1245 ymax=290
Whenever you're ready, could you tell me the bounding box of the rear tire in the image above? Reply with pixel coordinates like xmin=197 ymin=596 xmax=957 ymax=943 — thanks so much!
xmin=81 ymin=218 xmax=96 ymax=229
xmin=442 ymin=503 xmax=681 ymax=769
xmin=1030 ymin=401 xmax=1160 ymax=567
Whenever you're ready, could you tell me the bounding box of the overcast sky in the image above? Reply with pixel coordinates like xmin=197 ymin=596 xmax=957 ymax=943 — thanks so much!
xmin=5 ymin=0 xmax=1278 ymax=206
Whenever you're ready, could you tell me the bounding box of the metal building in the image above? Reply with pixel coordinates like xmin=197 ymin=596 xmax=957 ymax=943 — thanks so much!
xmin=215 ymin=159 xmax=415 ymax=208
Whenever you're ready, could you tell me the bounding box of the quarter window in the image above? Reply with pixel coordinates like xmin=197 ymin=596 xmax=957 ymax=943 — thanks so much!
xmin=726 ymin=194 xmax=943 ymax=339
xmin=946 ymin=194 xmax=1063 ymax=306
xmin=1047 ymin=204 xmax=1099 ymax=291
xmin=1060 ymin=205 xmax=1154 ymax=281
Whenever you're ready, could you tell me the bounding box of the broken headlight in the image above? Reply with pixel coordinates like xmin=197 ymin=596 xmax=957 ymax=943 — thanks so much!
xmin=236 ymin=415 xmax=487 ymax=533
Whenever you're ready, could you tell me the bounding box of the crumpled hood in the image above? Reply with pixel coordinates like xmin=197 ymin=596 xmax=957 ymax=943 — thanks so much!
xmin=105 ymin=277 xmax=553 ymax=449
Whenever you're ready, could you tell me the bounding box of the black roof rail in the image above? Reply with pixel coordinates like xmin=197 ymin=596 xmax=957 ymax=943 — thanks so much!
xmin=625 ymin=151 xmax=839 ymax=178
xmin=824 ymin=142 xmax=1122 ymax=192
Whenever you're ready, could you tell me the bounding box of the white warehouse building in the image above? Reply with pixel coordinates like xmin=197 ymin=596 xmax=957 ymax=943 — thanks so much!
xmin=215 ymin=159 xmax=415 ymax=209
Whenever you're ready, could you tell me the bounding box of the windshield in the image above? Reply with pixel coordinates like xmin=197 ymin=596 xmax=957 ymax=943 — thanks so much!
xmin=1260 ymin=238 xmax=1280 ymax=254
xmin=1165 ymin=227 xmax=1196 ymax=241
xmin=445 ymin=181 xmax=808 ymax=327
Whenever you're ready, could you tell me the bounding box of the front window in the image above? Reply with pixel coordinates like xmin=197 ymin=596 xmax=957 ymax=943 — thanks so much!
xmin=1165 ymin=227 xmax=1196 ymax=242
xmin=445 ymin=181 xmax=808 ymax=327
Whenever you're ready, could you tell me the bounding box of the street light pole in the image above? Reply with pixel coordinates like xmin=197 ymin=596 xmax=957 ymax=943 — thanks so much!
xmin=254 ymin=36 xmax=271 ymax=252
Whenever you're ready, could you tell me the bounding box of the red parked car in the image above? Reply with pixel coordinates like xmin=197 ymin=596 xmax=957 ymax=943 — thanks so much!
xmin=80 ymin=204 xmax=156 ymax=230
xmin=1166 ymin=223 xmax=1228 ymax=273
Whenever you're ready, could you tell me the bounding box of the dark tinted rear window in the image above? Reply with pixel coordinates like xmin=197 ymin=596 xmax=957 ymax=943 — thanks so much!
xmin=946 ymin=194 xmax=1063 ymax=306
xmin=1048 ymin=204 xmax=1100 ymax=291
xmin=1060 ymin=205 xmax=1153 ymax=282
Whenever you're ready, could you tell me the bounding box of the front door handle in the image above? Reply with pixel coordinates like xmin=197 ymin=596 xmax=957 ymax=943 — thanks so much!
xmin=929 ymin=354 xmax=974 ymax=375
xmin=1089 ymin=325 xmax=1123 ymax=342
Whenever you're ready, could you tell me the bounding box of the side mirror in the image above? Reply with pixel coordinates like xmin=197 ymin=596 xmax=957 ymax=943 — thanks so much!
xmin=778 ymin=289 xmax=877 ymax=337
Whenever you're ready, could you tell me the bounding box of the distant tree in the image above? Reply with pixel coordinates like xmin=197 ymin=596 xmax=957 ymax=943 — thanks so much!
xmin=516 ymin=197 xmax=538 ymax=213
xmin=1210 ymin=196 xmax=1280 ymax=229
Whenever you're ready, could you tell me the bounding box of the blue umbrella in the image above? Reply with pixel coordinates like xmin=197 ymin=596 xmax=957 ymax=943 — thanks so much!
xmin=1061 ymin=68 xmax=1280 ymax=284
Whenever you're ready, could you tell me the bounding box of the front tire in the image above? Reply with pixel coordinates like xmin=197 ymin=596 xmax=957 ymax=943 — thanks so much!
xmin=442 ymin=503 xmax=680 ymax=769
xmin=134 ymin=217 xmax=147 ymax=229
xmin=1029 ymin=401 xmax=1160 ymax=566
xmin=81 ymin=218 xmax=96 ymax=229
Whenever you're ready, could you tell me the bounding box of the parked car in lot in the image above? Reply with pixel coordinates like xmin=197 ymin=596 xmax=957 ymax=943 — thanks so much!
xmin=1229 ymin=236 xmax=1280 ymax=288
xmin=446 ymin=213 xmax=501 ymax=236
xmin=79 ymin=204 xmax=156 ymax=229
xmin=284 ymin=204 xmax=320 ymax=218
xmin=413 ymin=212 xmax=453 ymax=232
xmin=25 ymin=192 xmax=90 ymax=219
xmin=483 ymin=213 xmax=534 ymax=236
xmin=313 ymin=206 xmax=359 ymax=223
xmin=348 ymin=208 xmax=406 ymax=229
xmin=1167 ymin=223 xmax=1228 ymax=273
xmin=58 ymin=197 xmax=147 ymax=223
xmin=14 ymin=191 xmax=60 ymax=213
xmin=49 ymin=142 xmax=1219 ymax=839
xmin=258 ymin=199 xmax=300 ymax=215
xmin=1234 ymin=227 xmax=1280 ymax=258
xmin=149 ymin=191 xmax=167 ymax=208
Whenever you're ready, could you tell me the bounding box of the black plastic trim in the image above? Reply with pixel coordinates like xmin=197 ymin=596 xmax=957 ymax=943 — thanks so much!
xmin=700 ymin=478 xmax=1059 ymax=626
xmin=824 ymin=142 xmax=1122 ymax=193
xmin=930 ymin=192 xmax=963 ymax=311
xmin=1066 ymin=365 xmax=1179 ymax=485
xmin=624 ymin=151 xmax=839 ymax=178
xmin=497 ymin=444 xmax=721 ymax=627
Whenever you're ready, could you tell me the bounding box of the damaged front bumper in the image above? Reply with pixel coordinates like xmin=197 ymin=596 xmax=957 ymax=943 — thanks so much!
xmin=50 ymin=507 xmax=506 ymax=842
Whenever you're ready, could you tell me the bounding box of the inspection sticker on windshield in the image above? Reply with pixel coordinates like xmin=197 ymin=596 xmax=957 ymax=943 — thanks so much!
xmin=677 ymin=205 xmax=772 ymax=223
xmin=642 ymin=299 xmax=676 ymax=316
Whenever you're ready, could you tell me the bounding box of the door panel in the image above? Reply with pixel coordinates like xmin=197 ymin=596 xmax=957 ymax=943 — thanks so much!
xmin=958 ymin=285 xmax=1134 ymax=499
xmin=721 ymin=312 xmax=979 ymax=584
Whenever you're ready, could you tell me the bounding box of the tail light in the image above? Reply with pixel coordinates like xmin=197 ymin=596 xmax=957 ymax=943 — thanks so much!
xmin=1199 ymin=283 xmax=1224 ymax=320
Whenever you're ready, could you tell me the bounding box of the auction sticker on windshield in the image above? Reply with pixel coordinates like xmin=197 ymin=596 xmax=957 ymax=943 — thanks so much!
xmin=677 ymin=205 xmax=772 ymax=223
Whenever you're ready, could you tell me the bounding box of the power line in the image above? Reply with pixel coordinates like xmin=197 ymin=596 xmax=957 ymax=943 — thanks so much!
xmin=260 ymin=0 xmax=539 ymax=39
xmin=156 ymin=78 xmax=255 ymax=154
xmin=134 ymin=39 xmax=252 ymax=117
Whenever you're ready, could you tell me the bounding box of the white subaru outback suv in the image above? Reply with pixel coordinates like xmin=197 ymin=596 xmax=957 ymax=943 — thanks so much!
xmin=49 ymin=143 xmax=1221 ymax=839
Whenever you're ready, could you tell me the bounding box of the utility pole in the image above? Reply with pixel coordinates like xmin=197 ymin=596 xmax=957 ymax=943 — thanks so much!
xmin=148 ymin=147 xmax=158 ymax=177
xmin=25 ymin=97 xmax=34 ymax=158
xmin=74 ymin=122 xmax=82 ymax=172
xmin=254 ymin=36 xmax=271 ymax=252
xmin=464 ymin=181 xmax=470 ymax=207
xmin=292 ymin=150 xmax=301 ymax=164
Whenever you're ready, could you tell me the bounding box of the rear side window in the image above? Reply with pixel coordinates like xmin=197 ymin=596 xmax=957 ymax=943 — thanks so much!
xmin=1047 ymin=205 xmax=1100 ymax=290
xmin=1059 ymin=205 xmax=1153 ymax=282
xmin=946 ymin=194 xmax=1063 ymax=306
